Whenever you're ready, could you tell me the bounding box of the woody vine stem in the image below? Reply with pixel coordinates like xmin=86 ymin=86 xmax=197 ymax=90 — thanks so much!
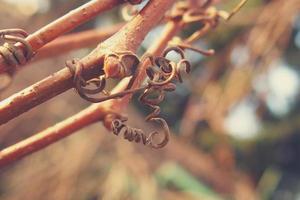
xmin=0 ymin=0 xmax=247 ymax=166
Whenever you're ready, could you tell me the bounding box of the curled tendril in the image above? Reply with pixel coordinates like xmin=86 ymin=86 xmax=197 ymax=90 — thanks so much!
xmin=0 ymin=29 xmax=33 ymax=74
xmin=166 ymin=2 xmax=218 ymax=54
xmin=111 ymin=117 xmax=160 ymax=148
xmin=66 ymin=51 xmax=140 ymax=103
xmin=111 ymin=83 xmax=173 ymax=149
xmin=108 ymin=47 xmax=191 ymax=149
xmin=0 ymin=29 xmax=34 ymax=91
xmin=167 ymin=0 xmax=247 ymax=49
xmin=67 ymin=47 xmax=205 ymax=148
xmin=105 ymin=51 xmax=140 ymax=78
xmin=112 ymin=118 xmax=151 ymax=145
xmin=66 ymin=59 xmax=109 ymax=103
xmin=66 ymin=46 xmax=192 ymax=104
xmin=146 ymin=46 xmax=192 ymax=87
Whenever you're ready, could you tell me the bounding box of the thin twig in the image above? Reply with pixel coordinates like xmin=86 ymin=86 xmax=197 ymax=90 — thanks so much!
xmin=0 ymin=0 xmax=176 ymax=125
xmin=0 ymin=105 xmax=108 ymax=166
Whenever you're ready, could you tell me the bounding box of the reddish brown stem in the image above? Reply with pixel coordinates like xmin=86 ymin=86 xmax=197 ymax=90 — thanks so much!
xmin=0 ymin=0 xmax=125 ymax=74
xmin=0 ymin=0 xmax=176 ymax=125
xmin=0 ymin=105 xmax=108 ymax=166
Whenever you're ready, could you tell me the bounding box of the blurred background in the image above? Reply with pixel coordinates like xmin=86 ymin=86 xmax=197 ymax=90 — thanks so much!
xmin=0 ymin=0 xmax=300 ymax=199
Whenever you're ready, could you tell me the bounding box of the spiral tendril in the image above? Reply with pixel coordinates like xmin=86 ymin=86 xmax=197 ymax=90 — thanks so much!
xmin=0 ymin=29 xmax=33 ymax=74
xmin=111 ymin=83 xmax=173 ymax=149
xmin=66 ymin=50 xmax=141 ymax=103
xmin=66 ymin=58 xmax=109 ymax=103
xmin=167 ymin=0 xmax=248 ymax=50
xmin=109 ymin=47 xmax=194 ymax=148
xmin=66 ymin=47 xmax=193 ymax=148
xmin=0 ymin=29 xmax=34 ymax=91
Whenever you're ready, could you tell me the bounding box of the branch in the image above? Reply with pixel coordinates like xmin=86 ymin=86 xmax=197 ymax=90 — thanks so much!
xmin=34 ymin=23 xmax=122 ymax=61
xmin=0 ymin=19 xmax=180 ymax=167
xmin=0 ymin=0 xmax=125 ymax=74
xmin=0 ymin=0 xmax=176 ymax=125
xmin=0 ymin=105 xmax=107 ymax=166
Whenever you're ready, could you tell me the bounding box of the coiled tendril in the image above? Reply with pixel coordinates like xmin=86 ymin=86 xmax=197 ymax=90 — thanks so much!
xmin=0 ymin=29 xmax=33 ymax=74
xmin=109 ymin=46 xmax=192 ymax=148
xmin=166 ymin=0 xmax=248 ymax=52
xmin=67 ymin=46 xmax=210 ymax=148
xmin=66 ymin=58 xmax=108 ymax=102
xmin=0 ymin=29 xmax=33 ymax=91
xmin=146 ymin=46 xmax=192 ymax=86
xmin=66 ymin=51 xmax=140 ymax=103
xmin=111 ymin=83 xmax=174 ymax=149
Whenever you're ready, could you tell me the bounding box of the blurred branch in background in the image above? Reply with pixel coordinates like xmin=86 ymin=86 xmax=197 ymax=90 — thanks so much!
xmin=32 ymin=23 xmax=123 ymax=62
xmin=179 ymin=0 xmax=299 ymax=172
xmin=181 ymin=0 xmax=299 ymax=137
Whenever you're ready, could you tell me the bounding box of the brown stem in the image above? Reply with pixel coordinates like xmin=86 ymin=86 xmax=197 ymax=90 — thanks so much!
xmin=0 ymin=105 xmax=108 ymax=166
xmin=0 ymin=19 xmax=179 ymax=167
xmin=0 ymin=0 xmax=176 ymax=125
xmin=0 ymin=0 xmax=125 ymax=74
xmin=34 ymin=23 xmax=123 ymax=61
